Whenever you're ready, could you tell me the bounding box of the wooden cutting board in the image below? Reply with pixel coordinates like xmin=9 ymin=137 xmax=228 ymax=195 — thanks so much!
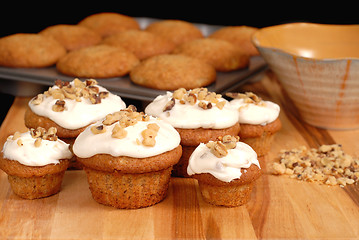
xmin=0 ymin=71 xmax=358 ymax=239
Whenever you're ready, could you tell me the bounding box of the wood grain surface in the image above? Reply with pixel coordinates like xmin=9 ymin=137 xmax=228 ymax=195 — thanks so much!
xmin=0 ymin=70 xmax=358 ymax=239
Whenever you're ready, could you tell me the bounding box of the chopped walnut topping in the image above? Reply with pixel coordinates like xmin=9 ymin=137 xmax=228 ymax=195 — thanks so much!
xmin=89 ymin=94 xmax=101 ymax=104
xmin=99 ymin=91 xmax=109 ymax=99
xmin=186 ymin=93 xmax=197 ymax=105
xmin=141 ymin=123 xmax=160 ymax=147
xmin=52 ymin=100 xmax=66 ymax=112
xmin=102 ymin=106 xmax=148 ymax=129
xmin=216 ymin=101 xmax=226 ymax=110
xmin=221 ymin=135 xmax=240 ymax=149
xmin=10 ymin=127 xmax=59 ymax=148
xmin=173 ymin=88 xmax=186 ymax=100
xmin=34 ymin=138 xmax=42 ymax=147
xmin=29 ymin=127 xmax=58 ymax=144
xmin=163 ymin=98 xmax=175 ymax=112
xmin=198 ymin=101 xmax=212 ymax=110
xmin=164 ymin=88 xmax=226 ymax=112
xmin=226 ymin=91 xmax=262 ymax=104
xmin=91 ymin=125 xmax=106 ymax=134
xmin=31 ymin=79 xmax=110 ymax=112
xmin=99 ymin=107 xmax=158 ymax=145
xmin=147 ymin=123 xmax=160 ymax=131
xmin=17 ymin=139 xmax=23 ymax=147
xmin=112 ymin=124 xmax=127 ymax=139
xmin=31 ymin=94 xmax=44 ymax=105
xmin=271 ymin=144 xmax=359 ymax=187
xmin=206 ymin=135 xmax=240 ymax=158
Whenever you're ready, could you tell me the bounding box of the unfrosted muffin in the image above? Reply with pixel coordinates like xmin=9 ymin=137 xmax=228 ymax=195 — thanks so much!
xmin=0 ymin=33 xmax=66 ymax=68
xmin=208 ymin=26 xmax=260 ymax=56
xmin=145 ymin=19 xmax=203 ymax=47
xmin=73 ymin=106 xmax=182 ymax=209
xmin=145 ymin=87 xmax=240 ymax=177
xmin=101 ymin=29 xmax=175 ymax=60
xmin=129 ymin=54 xmax=216 ymax=90
xmin=0 ymin=127 xmax=72 ymax=199
xmin=39 ymin=24 xmax=102 ymax=51
xmin=56 ymin=45 xmax=139 ymax=78
xmin=78 ymin=12 xmax=140 ymax=38
xmin=172 ymin=38 xmax=250 ymax=72
xmin=227 ymin=92 xmax=281 ymax=157
xmin=187 ymin=135 xmax=261 ymax=207
xmin=24 ymin=78 xmax=126 ymax=169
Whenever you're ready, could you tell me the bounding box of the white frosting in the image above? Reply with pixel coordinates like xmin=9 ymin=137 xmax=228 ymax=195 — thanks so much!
xmin=29 ymin=80 xmax=126 ymax=130
xmin=187 ymin=141 xmax=260 ymax=182
xmin=73 ymin=116 xmax=181 ymax=158
xmin=2 ymin=132 xmax=72 ymax=166
xmin=145 ymin=91 xmax=239 ymax=129
xmin=229 ymin=98 xmax=280 ymax=125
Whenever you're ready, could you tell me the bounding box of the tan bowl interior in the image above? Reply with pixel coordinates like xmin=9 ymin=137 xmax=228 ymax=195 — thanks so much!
xmin=253 ymin=23 xmax=359 ymax=59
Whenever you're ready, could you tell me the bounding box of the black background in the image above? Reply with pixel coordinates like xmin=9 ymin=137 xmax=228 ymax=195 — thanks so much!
xmin=1 ymin=3 xmax=357 ymax=37
xmin=0 ymin=3 xmax=358 ymax=123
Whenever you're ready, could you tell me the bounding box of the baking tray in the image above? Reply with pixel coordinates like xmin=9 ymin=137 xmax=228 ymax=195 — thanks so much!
xmin=0 ymin=17 xmax=268 ymax=101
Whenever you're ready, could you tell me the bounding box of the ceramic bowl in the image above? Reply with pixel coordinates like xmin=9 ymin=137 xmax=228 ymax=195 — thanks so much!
xmin=252 ymin=22 xmax=359 ymax=130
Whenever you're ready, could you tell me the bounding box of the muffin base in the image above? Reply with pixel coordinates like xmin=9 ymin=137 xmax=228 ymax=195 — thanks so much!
xmin=84 ymin=167 xmax=172 ymax=209
xmin=77 ymin=146 xmax=182 ymax=209
xmin=0 ymin=156 xmax=69 ymax=199
xmin=198 ymin=181 xmax=254 ymax=207
xmin=8 ymin=171 xmax=66 ymax=200
xmin=192 ymin=164 xmax=261 ymax=207
xmin=239 ymin=118 xmax=282 ymax=157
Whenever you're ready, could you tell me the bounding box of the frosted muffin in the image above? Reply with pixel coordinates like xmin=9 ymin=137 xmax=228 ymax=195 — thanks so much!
xmin=187 ymin=135 xmax=261 ymax=207
xmin=0 ymin=127 xmax=72 ymax=199
xmin=24 ymin=78 xmax=126 ymax=169
xmin=145 ymin=88 xmax=240 ymax=177
xmin=73 ymin=106 xmax=182 ymax=209
xmin=227 ymin=92 xmax=281 ymax=157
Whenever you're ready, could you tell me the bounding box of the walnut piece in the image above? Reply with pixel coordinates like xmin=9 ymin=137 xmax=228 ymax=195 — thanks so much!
xmin=206 ymin=135 xmax=240 ymax=158
xmin=52 ymin=100 xmax=66 ymax=112
xmin=91 ymin=125 xmax=106 ymax=134
xmin=31 ymin=94 xmax=44 ymax=105
xmin=163 ymin=98 xmax=175 ymax=112
xmin=141 ymin=123 xmax=160 ymax=147
xmin=226 ymin=91 xmax=262 ymax=104
xmin=112 ymin=124 xmax=127 ymax=139
xmin=168 ymin=87 xmax=225 ymax=111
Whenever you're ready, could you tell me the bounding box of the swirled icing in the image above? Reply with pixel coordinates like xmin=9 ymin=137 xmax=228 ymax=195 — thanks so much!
xmin=145 ymin=91 xmax=239 ymax=129
xmin=73 ymin=116 xmax=181 ymax=158
xmin=2 ymin=131 xmax=72 ymax=166
xmin=187 ymin=141 xmax=259 ymax=182
xmin=229 ymin=98 xmax=280 ymax=125
xmin=28 ymin=79 xmax=126 ymax=130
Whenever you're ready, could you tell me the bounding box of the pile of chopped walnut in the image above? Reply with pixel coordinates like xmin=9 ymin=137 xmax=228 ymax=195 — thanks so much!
xmin=163 ymin=88 xmax=226 ymax=113
xmin=90 ymin=105 xmax=159 ymax=147
xmin=271 ymin=144 xmax=359 ymax=187
xmin=10 ymin=127 xmax=58 ymax=148
xmin=31 ymin=79 xmax=110 ymax=112
xmin=206 ymin=135 xmax=240 ymax=158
